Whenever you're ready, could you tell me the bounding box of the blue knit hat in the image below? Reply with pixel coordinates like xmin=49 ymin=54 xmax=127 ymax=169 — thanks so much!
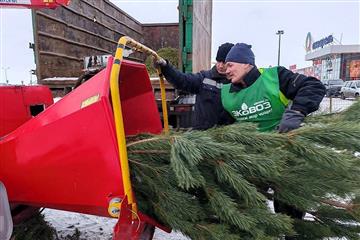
xmin=225 ymin=43 xmax=255 ymax=66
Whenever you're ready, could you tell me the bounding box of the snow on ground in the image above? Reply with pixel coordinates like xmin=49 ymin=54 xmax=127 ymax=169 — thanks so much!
xmin=43 ymin=209 xmax=116 ymax=240
xmin=43 ymin=209 xmax=189 ymax=240
xmin=43 ymin=97 xmax=358 ymax=240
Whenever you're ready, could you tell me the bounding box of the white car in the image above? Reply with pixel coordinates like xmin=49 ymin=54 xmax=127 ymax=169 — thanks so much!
xmin=340 ymin=80 xmax=360 ymax=99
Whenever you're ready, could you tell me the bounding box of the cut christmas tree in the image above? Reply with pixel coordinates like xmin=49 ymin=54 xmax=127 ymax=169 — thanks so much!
xmin=130 ymin=101 xmax=360 ymax=240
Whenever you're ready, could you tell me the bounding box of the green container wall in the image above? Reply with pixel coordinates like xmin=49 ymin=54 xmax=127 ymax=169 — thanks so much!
xmin=179 ymin=0 xmax=193 ymax=73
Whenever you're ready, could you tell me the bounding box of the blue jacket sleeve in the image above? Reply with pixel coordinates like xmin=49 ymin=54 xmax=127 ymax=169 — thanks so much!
xmin=278 ymin=66 xmax=326 ymax=115
xmin=160 ymin=63 xmax=203 ymax=94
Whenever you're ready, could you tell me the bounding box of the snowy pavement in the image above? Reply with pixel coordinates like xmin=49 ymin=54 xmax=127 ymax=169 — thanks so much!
xmin=43 ymin=209 xmax=189 ymax=240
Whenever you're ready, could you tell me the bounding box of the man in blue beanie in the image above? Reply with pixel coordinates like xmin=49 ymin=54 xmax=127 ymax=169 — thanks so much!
xmin=222 ymin=43 xmax=326 ymax=239
xmin=155 ymin=42 xmax=235 ymax=130
xmin=222 ymin=43 xmax=325 ymax=132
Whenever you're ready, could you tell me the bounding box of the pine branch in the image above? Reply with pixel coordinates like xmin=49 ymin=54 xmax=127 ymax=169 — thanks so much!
xmin=127 ymin=102 xmax=360 ymax=239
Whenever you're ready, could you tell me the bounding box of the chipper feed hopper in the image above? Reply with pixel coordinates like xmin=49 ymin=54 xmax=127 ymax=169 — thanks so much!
xmin=0 ymin=37 xmax=171 ymax=240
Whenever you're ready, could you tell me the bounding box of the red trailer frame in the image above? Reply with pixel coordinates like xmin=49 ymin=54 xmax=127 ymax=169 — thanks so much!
xmin=0 ymin=0 xmax=70 ymax=9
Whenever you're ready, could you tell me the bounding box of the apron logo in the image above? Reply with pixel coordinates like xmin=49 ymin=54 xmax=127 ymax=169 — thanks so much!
xmin=241 ymin=103 xmax=248 ymax=111
xmin=232 ymin=99 xmax=272 ymax=118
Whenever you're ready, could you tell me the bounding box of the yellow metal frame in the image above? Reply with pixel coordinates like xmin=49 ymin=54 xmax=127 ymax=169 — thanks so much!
xmin=109 ymin=36 xmax=169 ymax=216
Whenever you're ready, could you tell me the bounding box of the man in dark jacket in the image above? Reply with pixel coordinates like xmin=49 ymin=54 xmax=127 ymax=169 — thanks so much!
xmin=156 ymin=43 xmax=235 ymax=130
xmin=222 ymin=43 xmax=326 ymax=239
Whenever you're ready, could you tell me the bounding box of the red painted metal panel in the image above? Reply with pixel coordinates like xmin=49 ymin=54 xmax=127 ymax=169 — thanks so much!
xmin=22 ymin=85 xmax=53 ymax=107
xmin=112 ymin=197 xmax=170 ymax=240
xmin=118 ymin=60 xmax=163 ymax=136
xmin=0 ymin=85 xmax=53 ymax=137
xmin=1 ymin=99 xmax=123 ymax=216
xmin=0 ymin=0 xmax=70 ymax=9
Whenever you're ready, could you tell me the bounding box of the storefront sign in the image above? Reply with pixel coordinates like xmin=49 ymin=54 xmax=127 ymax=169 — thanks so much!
xmin=305 ymin=33 xmax=334 ymax=52
xmin=312 ymin=35 xmax=333 ymax=50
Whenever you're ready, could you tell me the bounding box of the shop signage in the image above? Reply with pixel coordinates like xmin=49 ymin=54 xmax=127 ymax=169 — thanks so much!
xmin=312 ymin=35 xmax=333 ymax=50
xmin=305 ymin=33 xmax=334 ymax=52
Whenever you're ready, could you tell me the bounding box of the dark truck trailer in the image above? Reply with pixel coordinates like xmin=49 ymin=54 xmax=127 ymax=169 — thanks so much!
xmin=31 ymin=0 xmax=212 ymax=128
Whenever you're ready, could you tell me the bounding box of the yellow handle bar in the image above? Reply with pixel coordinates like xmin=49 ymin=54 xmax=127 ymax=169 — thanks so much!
xmin=109 ymin=36 xmax=169 ymax=217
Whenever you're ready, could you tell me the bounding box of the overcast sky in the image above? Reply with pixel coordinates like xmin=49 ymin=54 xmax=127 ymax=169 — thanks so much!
xmin=0 ymin=0 xmax=359 ymax=84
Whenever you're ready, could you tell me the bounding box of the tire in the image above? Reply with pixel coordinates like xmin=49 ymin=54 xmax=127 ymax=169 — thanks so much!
xmin=139 ymin=224 xmax=155 ymax=240
xmin=356 ymin=93 xmax=359 ymax=99
xmin=341 ymin=93 xmax=346 ymax=100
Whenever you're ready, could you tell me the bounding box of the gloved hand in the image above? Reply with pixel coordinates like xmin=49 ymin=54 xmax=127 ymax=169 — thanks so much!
xmin=153 ymin=57 xmax=167 ymax=69
xmin=278 ymin=109 xmax=305 ymax=133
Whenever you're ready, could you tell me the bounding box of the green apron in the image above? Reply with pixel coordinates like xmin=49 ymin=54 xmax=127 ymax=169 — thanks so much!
xmin=221 ymin=67 xmax=289 ymax=132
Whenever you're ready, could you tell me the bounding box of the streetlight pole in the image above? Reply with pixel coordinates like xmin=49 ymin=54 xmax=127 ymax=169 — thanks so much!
xmin=2 ymin=67 xmax=10 ymax=84
xmin=276 ymin=30 xmax=284 ymax=66
xmin=29 ymin=70 xmax=34 ymax=85
xmin=29 ymin=69 xmax=36 ymax=85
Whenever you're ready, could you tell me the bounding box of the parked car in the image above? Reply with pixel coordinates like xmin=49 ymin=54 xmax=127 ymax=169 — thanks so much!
xmin=340 ymin=80 xmax=360 ymax=99
xmin=321 ymin=79 xmax=344 ymax=97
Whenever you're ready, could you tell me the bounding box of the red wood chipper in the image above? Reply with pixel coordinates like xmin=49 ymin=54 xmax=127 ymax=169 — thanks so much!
xmin=0 ymin=36 xmax=172 ymax=240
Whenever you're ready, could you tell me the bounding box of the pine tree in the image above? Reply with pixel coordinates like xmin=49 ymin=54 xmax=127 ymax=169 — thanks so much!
xmin=130 ymin=101 xmax=360 ymax=240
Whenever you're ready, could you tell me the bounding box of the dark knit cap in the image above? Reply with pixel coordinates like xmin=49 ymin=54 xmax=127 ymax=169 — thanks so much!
xmin=225 ymin=43 xmax=255 ymax=66
xmin=216 ymin=42 xmax=234 ymax=62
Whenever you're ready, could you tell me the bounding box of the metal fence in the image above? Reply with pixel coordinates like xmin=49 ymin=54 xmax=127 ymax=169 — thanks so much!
xmin=315 ymin=96 xmax=357 ymax=114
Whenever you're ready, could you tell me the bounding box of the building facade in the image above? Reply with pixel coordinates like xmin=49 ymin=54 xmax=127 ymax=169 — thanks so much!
xmin=293 ymin=33 xmax=360 ymax=81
